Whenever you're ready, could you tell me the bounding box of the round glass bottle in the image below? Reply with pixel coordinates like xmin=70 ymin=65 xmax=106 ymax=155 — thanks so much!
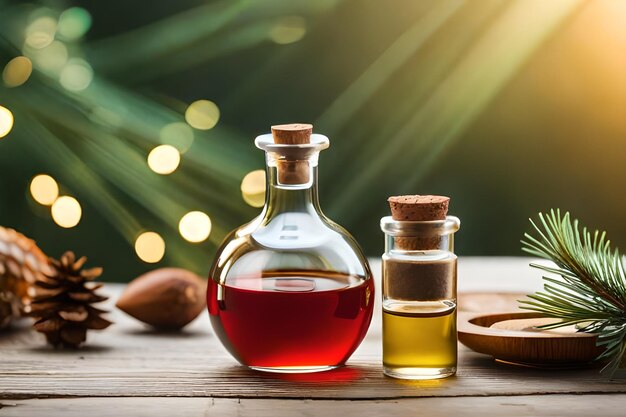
xmin=380 ymin=215 xmax=460 ymax=379
xmin=207 ymin=126 xmax=374 ymax=373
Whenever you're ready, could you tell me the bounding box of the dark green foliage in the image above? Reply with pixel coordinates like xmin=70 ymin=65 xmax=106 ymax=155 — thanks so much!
xmin=521 ymin=210 xmax=626 ymax=376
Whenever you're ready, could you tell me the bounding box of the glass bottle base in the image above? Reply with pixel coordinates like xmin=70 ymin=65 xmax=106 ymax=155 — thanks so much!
xmin=383 ymin=366 xmax=456 ymax=380
xmin=249 ymin=365 xmax=340 ymax=374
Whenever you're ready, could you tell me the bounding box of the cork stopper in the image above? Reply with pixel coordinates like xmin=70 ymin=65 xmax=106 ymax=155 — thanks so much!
xmin=388 ymin=195 xmax=450 ymax=250
xmin=271 ymin=123 xmax=313 ymax=184
xmin=271 ymin=123 xmax=313 ymax=144
xmin=388 ymin=195 xmax=449 ymax=221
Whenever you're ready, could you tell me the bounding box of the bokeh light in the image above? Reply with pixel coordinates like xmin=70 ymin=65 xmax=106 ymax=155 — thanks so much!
xmin=30 ymin=174 xmax=59 ymax=206
xmin=0 ymin=106 xmax=14 ymax=139
xmin=269 ymin=16 xmax=307 ymax=44
xmin=51 ymin=196 xmax=82 ymax=228
xmin=159 ymin=122 xmax=194 ymax=153
xmin=29 ymin=40 xmax=68 ymax=73
xmin=147 ymin=145 xmax=180 ymax=174
xmin=185 ymin=100 xmax=220 ymax=130
xmin=135 ymin=232 xmax=165 ymax=263
xmin=2 ymin=56 xmax=33 ymax=87
xmin=59 ymin=58 xmax=93 ymax=91
xmin=58 ymin=7 xmax=92 ymax=40
xmin=25 ymin=16 xmax=57 ymax=49
xmin=178 ymin=211 xmax=212 ymax=243
xmin=241 ymin=170 xmax=266 ymax=208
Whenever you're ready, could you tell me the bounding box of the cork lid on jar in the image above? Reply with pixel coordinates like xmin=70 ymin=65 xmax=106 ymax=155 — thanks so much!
xmin=388 ymin=195 xmax=450 ymax=221
xmin=386 ymin=195 xmax=451 ymax=250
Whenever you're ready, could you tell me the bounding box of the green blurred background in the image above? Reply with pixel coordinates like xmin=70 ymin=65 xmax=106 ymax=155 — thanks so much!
xmin=1 ymin=0 xmax=625 ymax=282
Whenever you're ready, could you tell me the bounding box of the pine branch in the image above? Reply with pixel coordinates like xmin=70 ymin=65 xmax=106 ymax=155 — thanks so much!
xmin=521 ymin=209 xmax=626 ymax=377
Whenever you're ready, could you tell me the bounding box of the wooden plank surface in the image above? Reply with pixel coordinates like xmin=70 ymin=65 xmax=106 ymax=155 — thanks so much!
xmin=2 ymin=395 xmax=626 ymax=417
xmin=0 ymin=257 xmax=624 ymax=403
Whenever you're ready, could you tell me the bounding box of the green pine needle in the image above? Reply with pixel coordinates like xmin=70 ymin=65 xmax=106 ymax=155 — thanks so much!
xmin=521 ymin=209 xmax=626 ymax=377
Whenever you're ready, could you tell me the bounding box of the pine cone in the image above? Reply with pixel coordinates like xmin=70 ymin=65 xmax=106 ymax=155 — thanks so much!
xmin=27 ymin=251 xmax=112 ymax=348
xmin=0 ymin=226 xmax=51 ymax=329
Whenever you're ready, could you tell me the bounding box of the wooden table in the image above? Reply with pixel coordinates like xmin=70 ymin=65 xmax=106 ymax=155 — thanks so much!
xmin=1 ymin=257 xmax=625 ymax=416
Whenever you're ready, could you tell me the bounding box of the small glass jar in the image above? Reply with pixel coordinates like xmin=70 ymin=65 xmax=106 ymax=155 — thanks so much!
xmin=380 ymin=216 xmax=460 ymax=379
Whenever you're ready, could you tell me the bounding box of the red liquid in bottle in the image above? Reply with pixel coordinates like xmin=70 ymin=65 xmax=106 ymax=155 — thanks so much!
xmin=207 ymin=271 xmax=374 ymax=370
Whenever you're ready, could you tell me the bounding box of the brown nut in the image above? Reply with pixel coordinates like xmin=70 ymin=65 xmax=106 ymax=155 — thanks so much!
xmin=116 ymin=268 xmax=206 ymax=330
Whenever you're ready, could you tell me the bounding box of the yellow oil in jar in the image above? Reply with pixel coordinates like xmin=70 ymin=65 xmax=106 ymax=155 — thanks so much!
xmin=382 ymin=300 xmax=457 ymax=379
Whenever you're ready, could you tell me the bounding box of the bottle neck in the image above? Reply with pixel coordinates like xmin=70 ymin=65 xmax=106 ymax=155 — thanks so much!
xmin=262 ymin=157 xmax=321 ymax=219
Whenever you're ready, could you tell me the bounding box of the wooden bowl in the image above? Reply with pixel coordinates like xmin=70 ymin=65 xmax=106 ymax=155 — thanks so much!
xmin=458 ymin=311 xmax=603 ymax=367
